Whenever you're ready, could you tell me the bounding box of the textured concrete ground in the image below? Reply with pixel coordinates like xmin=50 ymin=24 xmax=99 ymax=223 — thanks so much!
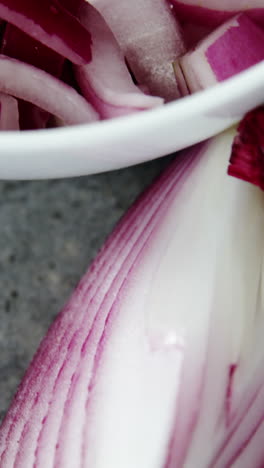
xmin=0 ymin=157 xmax=168 ymax=423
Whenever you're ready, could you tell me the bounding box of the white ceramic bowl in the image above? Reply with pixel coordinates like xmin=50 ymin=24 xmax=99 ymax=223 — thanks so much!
xmin=1 ymin=60 xmax=264 ymax=179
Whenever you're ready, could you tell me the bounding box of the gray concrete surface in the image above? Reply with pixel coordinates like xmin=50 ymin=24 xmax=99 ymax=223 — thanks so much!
xmin=0 ymin=157 xmax=168 ymax=423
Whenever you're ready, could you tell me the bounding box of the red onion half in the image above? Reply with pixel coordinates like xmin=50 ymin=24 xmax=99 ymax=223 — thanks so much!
xmin=1 ymin=129 xmax=264 ymax=467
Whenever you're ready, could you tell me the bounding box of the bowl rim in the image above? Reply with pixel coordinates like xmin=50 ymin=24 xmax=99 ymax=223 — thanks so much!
xmin=0 ymin=60 xmax=264 ymax=152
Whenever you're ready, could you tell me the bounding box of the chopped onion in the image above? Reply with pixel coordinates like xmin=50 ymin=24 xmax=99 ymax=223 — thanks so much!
xmin=75 ymin=3 xmax=163 ymax=119
xmin=174 ymin=14 xmax=264 ymax=95
xmin=0 ymin=0 xmax=262 ymax=129
xmin=86 ymin=0 xmax=186 ymax=101
xmin=0 ymin=55 xmax=98 ymax=125
xmin=1 ymin=129 xmax=264 ymax=467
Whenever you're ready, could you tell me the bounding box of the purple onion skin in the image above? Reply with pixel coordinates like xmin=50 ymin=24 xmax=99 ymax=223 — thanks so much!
xmin=205 ymin=15 xmax=264 ymax=81
xmin=170 ymin=2 xmax=264 ymax=28
xmin=0 ymin=0 xmax=92 ymax=64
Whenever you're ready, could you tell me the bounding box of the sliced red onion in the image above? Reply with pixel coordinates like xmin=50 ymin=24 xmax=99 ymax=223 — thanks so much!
xmin=0 ymin=93 xmax=19 ymax=130
xmin=228 ymin=106 xmax=264 ymax=190
xmin=170 ymin=0 xmax=264 ymax=28
xmin=0 ymin=55 xmax=98 ymax=125
xmin=0 ymin=0 xmax=92 ymax=64
xmin=74 ymin=4 xmax=163 ymax=119
xmin=1 ymin=129 xmax=264 ymax=467
xmin=87 ymin=0 xmax=186 ymax=101
xmin=1 ymin=24 xmax=65 ymax=129
xmin=173 ymin=61 xmax=190 ymax=96
xmin=174 ymin=14 xmax=264 ymax=96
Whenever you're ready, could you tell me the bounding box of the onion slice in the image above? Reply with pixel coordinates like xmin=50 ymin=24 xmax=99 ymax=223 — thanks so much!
xmin=0 ymin=0 xmax=92 ymax=64
xmin=86 ymin=0 xmax=186 ymax=101
xmin=0 ymin=93 xmax=19 ymax=130
xmin=75 ymin=4 xmax=163 ymax=119
xmin=174 ymin=14 xmax=264 ymax=95
xmin=170 ymin=0 xmax=264 ymax=28
xmin=1 ymin=24 xmax=65 ymax=129
xmin=0 ymin=55 xmax=98 ymax=125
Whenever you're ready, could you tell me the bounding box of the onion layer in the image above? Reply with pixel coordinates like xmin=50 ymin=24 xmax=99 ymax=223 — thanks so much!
xmin=170 ymin=0 xmax=264 ymax=28
xmin=0 ymin=55 xmax=99 ymax=125
xmin=87 ymin=0 xmax=186 ymax=101
xmin=0 ymin=93 xmax=19 ymax=130
xmin=174 ymin=14 xmax=264 ymax=95
xmin=75 ymin=4 xmax=163 ymax=119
